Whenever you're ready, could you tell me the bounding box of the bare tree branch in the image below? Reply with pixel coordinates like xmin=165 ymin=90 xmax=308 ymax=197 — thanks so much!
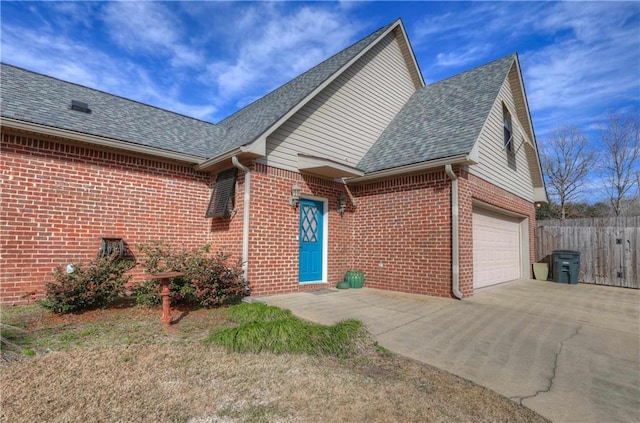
xmin=600 ymin=109 xmax=640 ymax=216
xmin=542 ymin=126 xmax=594 ymax=219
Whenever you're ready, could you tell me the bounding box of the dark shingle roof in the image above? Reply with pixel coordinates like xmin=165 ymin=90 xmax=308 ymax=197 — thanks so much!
xmin=0 ymin=21 xmax=394 ymax=161
xmin=1 ymin=25 xmax=517 ymax=175
xmin=214 ymin=22 xmax=395 ymax=155
xmin=0 ymin=63 xmax=225 ymax=159
xmin=358 ymin=54 xmax=515 ymax=173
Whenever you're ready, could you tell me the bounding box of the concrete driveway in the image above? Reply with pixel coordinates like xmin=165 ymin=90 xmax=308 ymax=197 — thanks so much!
xmin=260 ymin=279 xmax=640 ymax=423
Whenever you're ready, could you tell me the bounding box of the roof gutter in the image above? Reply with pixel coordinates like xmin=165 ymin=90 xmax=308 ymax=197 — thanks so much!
xmin=346 ymin=154 xmax=469 ymax=184
xmin=445 ymin=164 xmax=463 ymax=300
xmin=231 ymin=156 xmax=251 ymax=288
xmin=195 ymin=146 xmax=250 ymax=171
xmin=2 ymin=117 xmax=204 ymax=163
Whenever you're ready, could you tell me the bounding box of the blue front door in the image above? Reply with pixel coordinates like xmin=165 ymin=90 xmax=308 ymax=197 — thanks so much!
xmin=299 ymin=199 xmax=324 ymax=282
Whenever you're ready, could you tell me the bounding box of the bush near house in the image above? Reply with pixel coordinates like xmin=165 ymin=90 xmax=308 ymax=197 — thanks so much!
xmin=40 ymin=255 xmax=133 ymax=314
xmin=133 ymin=242 xmax=245 ymax=308
xmin=40 ymin=243 xmax=244 ymax=314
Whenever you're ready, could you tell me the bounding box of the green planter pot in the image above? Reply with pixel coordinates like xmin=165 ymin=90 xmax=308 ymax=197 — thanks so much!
xmin=345 ymin=270 xmax=365 ymax=288
xmin=336 ymin=281 xmax=350 ymax=289
xmin=533 ymin=263 xmax=549 ymax=281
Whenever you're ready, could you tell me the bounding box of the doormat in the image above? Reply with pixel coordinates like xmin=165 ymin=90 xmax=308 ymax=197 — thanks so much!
xmin=307 ymin=289 xmax=338 ymax=295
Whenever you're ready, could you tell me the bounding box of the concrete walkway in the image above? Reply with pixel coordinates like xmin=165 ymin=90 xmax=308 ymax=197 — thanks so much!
xmin=260 ymin=279 xmax=640 ymax=423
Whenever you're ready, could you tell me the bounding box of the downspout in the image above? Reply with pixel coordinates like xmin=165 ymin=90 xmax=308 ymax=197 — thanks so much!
xmin=445 ymin=165 xmax=463 ymax=299
xmin=232 ymin=156 xmax=251 ymax=293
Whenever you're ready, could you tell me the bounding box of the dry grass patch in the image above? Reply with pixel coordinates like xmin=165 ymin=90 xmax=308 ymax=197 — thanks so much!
xmin=1 ymin=303 xmax=549 ymax=423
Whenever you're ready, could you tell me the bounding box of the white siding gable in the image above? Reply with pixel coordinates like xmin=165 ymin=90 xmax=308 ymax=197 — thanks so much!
xmin=262 ymin=31 xmax=417 ymax=173
xmin=469 ymin=74 xmax=535 ymax=202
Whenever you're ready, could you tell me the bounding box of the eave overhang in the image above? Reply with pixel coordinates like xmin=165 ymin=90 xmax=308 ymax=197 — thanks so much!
xmin=534 ymin=187 xmax=548 ymax=204
xmin=347 ymin=154 xmax=472 ymax=184
xmin=2 ymin=117 xmax=204 ymax=164
xmin=195 ymin=137 xmax=266 ymax=172
xmin=297 ymin=154 xmax=364 ymax=178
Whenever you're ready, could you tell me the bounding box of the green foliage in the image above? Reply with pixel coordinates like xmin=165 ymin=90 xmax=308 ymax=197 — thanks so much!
xmin=374 ymin=341 xmax=392 ymax=356
xmin=132 ymin=277 xmax=196 ymax=307
xmin=40 ymin=256 xmax=133 ymax=314
xmin=206 ymin=303 xmax=365 ymax=357
xmin=227 ymin=303 xmax=293 ymax=324
xmin=133 ymin=242 xmax=244 ymax=307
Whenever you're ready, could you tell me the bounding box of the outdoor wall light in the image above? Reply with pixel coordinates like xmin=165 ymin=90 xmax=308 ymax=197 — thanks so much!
xmin=337 ymin=193 xmax=347 ymax=216
xmin=289 ymin=184 xmax=301 ymax=207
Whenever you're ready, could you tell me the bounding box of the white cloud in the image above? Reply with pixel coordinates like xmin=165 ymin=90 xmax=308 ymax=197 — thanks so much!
xmin=203 ymin=4 xmax=362 ymax=104
xmin=522 ymin=2 xmax=639 ymax=136
xmin=101 ymin=1 xmax=203 ymax=68
xmin=412 ymin=3 xmax=541 ymax=52
xmin=436 ymin=44 xmax=491 ymax=67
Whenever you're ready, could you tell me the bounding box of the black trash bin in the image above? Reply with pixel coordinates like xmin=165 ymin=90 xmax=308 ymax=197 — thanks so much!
xmin=551 ymin=250 xmax=581 ymax=284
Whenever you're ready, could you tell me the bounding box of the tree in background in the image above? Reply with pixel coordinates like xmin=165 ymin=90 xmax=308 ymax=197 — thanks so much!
xmin=536 ymin=201 xmax=611 ymax=220
xmin=600 ymin=109 xmax=640 ymax=216
xmin=541 ymin=126 xmax=594 ymax=219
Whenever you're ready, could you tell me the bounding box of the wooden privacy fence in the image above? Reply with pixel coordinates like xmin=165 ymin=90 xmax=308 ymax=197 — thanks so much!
xmin=535 ymin=216 xmax=639 ymax=288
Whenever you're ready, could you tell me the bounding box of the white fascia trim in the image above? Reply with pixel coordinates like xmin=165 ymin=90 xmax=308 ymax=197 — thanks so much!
xmin=472 ymin=199 xmax=528 ymax=219
xmin=394 ymin=21 xmax=425 ymax=88
xmin=467 ymin=141 xmax=480 ymax=164
xmin=346 ymin=154 xmax=470 ymax=184
xmin=195 ymin=146 xmax=247 ymax=171
xmin=195 ymin=137 xmax=267 ymax=172
xmin=511 ymin=57 xmax=536 ymax=146
xmin=298 ymin=154 xmax=364 ymax=178
xmin=3 ymin=118 xmax=204 ymax=163
xmin=534 ymin=187 xmax=549 ymax=204
xmin=245 ymin=136 xmax=267 ymax=156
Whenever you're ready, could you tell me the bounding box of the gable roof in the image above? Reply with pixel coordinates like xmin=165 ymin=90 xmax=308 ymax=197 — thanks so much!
xmin=196 ymin=19 xmax=424 ymax=169
xmin=358 ymin=54 xmax=516 ymax=173
xmin=1 ymin=25 xmax=539 ymax=185
xmin=0 ymin=63 xmax=225 ymax=160
xmin=1 ymin=19 xmax=420 ymax=167
xmin=214 ymin=22 xmax=395 ymax=150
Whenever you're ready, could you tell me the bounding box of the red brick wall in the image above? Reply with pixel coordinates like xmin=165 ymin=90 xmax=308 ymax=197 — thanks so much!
xmin=246 ymin=163 xmax=352 ymax=296
xmin=350 ymin=170 xmax=454 ymax=297
xmin=1 ymin=130 xmax=537 ymax=305
xmin=350 ymin=167 xmax=536 ymax=299
xmin=1 ymin=130 xmax=213 ymax=304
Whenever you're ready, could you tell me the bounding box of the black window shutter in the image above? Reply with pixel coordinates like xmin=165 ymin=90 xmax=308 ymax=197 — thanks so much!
xmin=205 ymin=168 xmax=237 ymax=218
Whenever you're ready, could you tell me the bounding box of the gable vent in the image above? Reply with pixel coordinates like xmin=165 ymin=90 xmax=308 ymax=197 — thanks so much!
xmin=70 ymin=100 xmax=92 ymax=114
xmin=205 ymin=168 xmax=238 ymax=218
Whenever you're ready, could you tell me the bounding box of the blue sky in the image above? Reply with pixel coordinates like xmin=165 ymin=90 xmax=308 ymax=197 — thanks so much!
xmin=2 ymin=1 xmax=639 ymax=199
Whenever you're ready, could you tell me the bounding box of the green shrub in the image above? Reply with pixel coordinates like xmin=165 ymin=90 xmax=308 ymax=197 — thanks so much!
xmin=206 ymin=303 xmax=365 ymax=357
xmin=40 ymin=256 xmax=133 ymax=314
xmin=188 ymin=251 xmax=244 ymax=307
xmin=133 ymin=242 xmax=244 ymax=307
xmin=131 ymin=276 xmax=197 ymax=307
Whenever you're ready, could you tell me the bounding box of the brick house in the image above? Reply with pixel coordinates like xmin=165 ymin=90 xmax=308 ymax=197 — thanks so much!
xmin=0 ymin=19 xmax=546 ymax=305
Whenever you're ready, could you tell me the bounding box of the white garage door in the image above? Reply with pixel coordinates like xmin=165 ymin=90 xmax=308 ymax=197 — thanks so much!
xmin=473 ymin=207 xmax=522 ymax=288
